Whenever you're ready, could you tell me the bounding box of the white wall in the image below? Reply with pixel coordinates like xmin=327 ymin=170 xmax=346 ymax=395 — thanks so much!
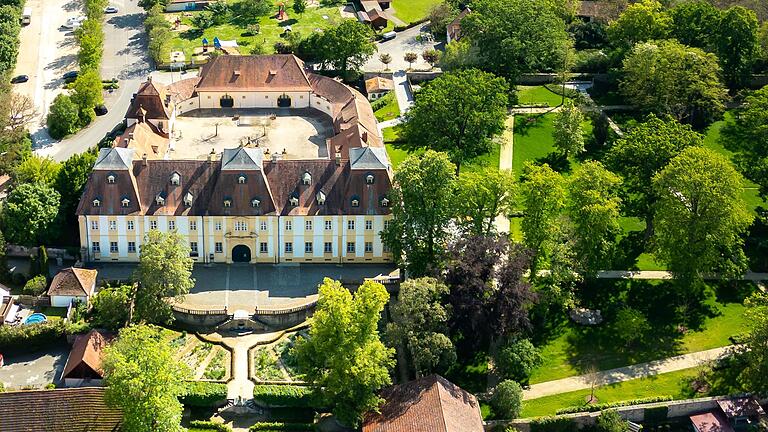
xmin=197 ymin=91 xmax=312 ymax=109
xmin=51 ymin=295 xmax=87 ymax=308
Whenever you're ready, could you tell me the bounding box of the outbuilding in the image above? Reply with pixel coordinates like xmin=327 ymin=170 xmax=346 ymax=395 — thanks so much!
xmin=47 ymin=267 xmax=98 ymax=308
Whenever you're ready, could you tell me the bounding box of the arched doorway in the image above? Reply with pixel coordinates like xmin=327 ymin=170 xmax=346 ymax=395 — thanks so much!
xmin=220 ymin=95 xmax=234 ymax=108
xmin=232 ymin=245 xmax=251 ymax=262
xmin=277 ymin=94 xmax=291 ymax=108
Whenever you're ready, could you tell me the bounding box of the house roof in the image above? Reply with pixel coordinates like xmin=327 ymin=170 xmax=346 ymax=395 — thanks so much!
xmin=365 ymin=76 xmax=394 ymax=94
xmin=577 ymin=1 xmax=622 ymax=21
xmin=94 ymin=147 xmax=135 ymax=171
xmin=47 ymin=267 xmax=98 ymax=298
xmin=114 ymin=121 xmax=169 ymax=158
xmin=363 ymin=375 xmax=484 ymax=432
xmin=690 ymin=411 xmax=735 ymax=432
xmin=0 ymin=387 xmax=122 ymax=432
xmin=350 ymin=146 xmax=389 ymax=170
xmin=448 ymin=7 xmax=471 ymax=40
xmin=61 ymin=330 xmax=109 ymax=380
xmin=196 ymin=54 xmax=312 ymax=92
xmin=221 ymin=147 xmax=264 ymax=171
xmin=126 ymin=77 xmax=172 ymax=121
xmin=717 ymin=397 xmax=766 ymax=419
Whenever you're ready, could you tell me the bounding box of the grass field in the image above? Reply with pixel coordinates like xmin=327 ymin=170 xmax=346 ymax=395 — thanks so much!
xmin=373 ymin=93 xmax=400 ymax=122
xmin=521 ymin=368 xmax=699 ymax=418
xmin=516 ymin=85 xmax=570 ymax=107
xmin=390 ymin=0 xmax=439 ymax=24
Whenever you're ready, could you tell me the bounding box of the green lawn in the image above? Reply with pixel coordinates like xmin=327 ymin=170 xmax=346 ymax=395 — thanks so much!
xmin=165 ymin=2 xmax=341 ymax=60
xmin=521 ymin=368 xmax=699 ymax=418
xmin=516 ymin=85 xmax=570 ymax=107
xmin=390 ymin=0 xmax=439 ymax=24
xmin=512 ymin=114 xmax=557 ymax=177
xmin=374 ymin=93 xmax=400 ymax=122
xmin=37 ymin=307 xmax=68 ymax=321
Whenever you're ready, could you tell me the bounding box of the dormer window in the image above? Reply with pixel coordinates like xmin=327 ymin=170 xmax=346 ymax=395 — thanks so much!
xmin=302 ymin=172 xmax=312 ymax=185
xmin=107 ymin=174 xmax=115 ymax=184
xmin=156 ymin=194 xmax=165 ymax=206
xmin=184 ymin=192 xmax=193 ymax=207
xmin=366 ymin=174 xmax=374 ymax=185
xmin=224 ymin=199 xmax=232 ymax=208
xmin=121 ymin=198 xmax=130 ymax=207
xmin=238 ymin=175 xmax=246 ymax=184
xmin=381 ymin=197 xmax=389 ymax=207
xmin=290 ymin=196 xmax=299 ymax=206
xmin=93 ymin=199 xmax=101 ymax=207
xmin=170 ymin=172 xmax=181 ymax=186
xmin=316 ymin=191 xmax=326 ymax=205
xmin=251 ymin=198 xmax=261 ymax=208
xmin=351 ymin=198 xmax=360 ymax=207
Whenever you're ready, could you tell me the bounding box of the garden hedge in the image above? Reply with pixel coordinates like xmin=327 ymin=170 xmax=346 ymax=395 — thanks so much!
xmin=0 ymin=321 xmax=67 ymax=353
xmin=180 ymin=382 xmax=228 ymax=407
xmin=248 ymin=422 xmax=314 ymax=431
xmin=189 ymin=420 xmax=232 ymax=432
xmin=252 ymin=385 xmax=317 ymax=408
xmin=555 ymin=396 xmax=674 ymax=414
xmin=530 ymin=416 xmax=579 ymax=432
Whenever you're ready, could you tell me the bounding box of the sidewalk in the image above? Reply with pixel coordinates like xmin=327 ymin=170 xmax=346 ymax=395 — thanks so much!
xmin=523 ymin=346 xmax=731 ymax=400
xmin=493 ymin=116 xmax=515 ymax=234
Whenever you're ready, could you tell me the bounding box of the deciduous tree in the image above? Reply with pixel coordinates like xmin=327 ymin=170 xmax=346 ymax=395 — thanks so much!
xmin=552 ymin=100 xmax=585 ymax=158
xmin=607 ymin=0 xmax=670 ymax=51
xmin=491 ymin=380 xmax=523 ymax=419
xmin=520 ymin=162 xmax=566 ymax=276
xmin=379 ymin=53 xmax=391 ymax=70
xmin=71 ymin=69 xmax=104 ymax=126
xmin=669 ymin=0 xmax=720 ymax=49
xmin=54 ymin=149 xmax=97 ymax=243
xmin=314 ymin=20 xmax=374 ymax=78
xmin=721 ymin=86 xmax=768 ymax=197
xmin=13 ymin=155 xmax=61 ymax=187
xmin=295 ymin=279 xmax=395 ymax=427
xmin=47 ymin=94 xmax=80 ymax=139
xmin=404 ymin=52 xmax=417 ymax=69
xmin=738 ymin=292 xmax=768 ymax=392
xmin=292 ymin=0 xmax=306 ymax=14
xmin=494 ymin=338 xmax=542 ymax=384
xmin=399 ymin=69 xmax=508 ymax=173
xmin=92 ymin=285 xmax=131 ymax=330
xmin=456 ymin=167 xmax=515 ymax=236
xmin=103 ymin=324 xmax=189 ymax=432
xmin=1 ymin=182 xmax=60 ymax=246
xmin=714 ymin=6 xmax=759 ymax=89
xmin=132 ymin=230 xmax=194 ymax=324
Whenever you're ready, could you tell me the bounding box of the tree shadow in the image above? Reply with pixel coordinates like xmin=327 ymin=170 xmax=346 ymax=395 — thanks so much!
xmin=538 ymin=152 xmax=571 ymax=174
xmin=180 ymin=28 xmax=204 ymax=41
xmin=513 ymin=114 xmax=544 ymax=136
xmin=610 ymin=230 xmax=645 ymax=270
xmin=279 ymin=18 xmax=298 ymax=27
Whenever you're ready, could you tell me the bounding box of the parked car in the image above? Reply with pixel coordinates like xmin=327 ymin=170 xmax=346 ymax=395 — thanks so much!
xmin=63 ymin=70 xmax=79 ymax=82
xmin=10 ymin=75 xmax=28 ymax=84
xmin=104 ymin=6 xmax=118 ymax=13
xmin=94 ymin=104 xmax=108 ymax=116
xmin=381 ymin=31 xmax=396 ymax=41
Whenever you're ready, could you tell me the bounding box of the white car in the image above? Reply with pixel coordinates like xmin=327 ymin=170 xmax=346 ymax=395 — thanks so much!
xmin=104 ymin=6 xmax=118 ymax=13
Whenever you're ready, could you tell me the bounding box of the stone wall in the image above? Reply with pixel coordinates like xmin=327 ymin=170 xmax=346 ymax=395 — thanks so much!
xmin=172 ymin=306 xmax=230 ymax=330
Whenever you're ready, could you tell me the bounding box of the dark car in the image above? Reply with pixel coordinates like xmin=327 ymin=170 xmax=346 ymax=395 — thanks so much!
xmin=63 ymin=70 xmax=79 ymax=82
xmin=10 ymin=75 xmax=28 ymax=84
xmin=94 ymin=104 xmax=108 ymax=116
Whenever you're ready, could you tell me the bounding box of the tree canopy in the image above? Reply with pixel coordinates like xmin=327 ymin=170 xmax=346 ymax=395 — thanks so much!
xmin=1 ymin=182 xmax=60 ymax=246
xmin=721 ymin=85 xmax=768 ymax=197
xmin=607 ymin=0 xmax=670 ymax=51
xmin=739 ymin=292 xmax=768 ymax=392
xmin=552 ymin=101 xmax=586 ymax=158
xmin=520 ymin=162 xmax=566 ymax=276
xmin=714 ymin=6 xmax=759 ymax=89
xmin=456 ymin=167 xmax=515 ymax=236
xmin=306 ymin=19 xmax=375 ymax=77
xmin=295 ymin=278 xmax=394 ymax=426
xmin=13 ymin=155 xmax=61 ymax=187
xmin=400 ymin=69 xmax=508 ymax=172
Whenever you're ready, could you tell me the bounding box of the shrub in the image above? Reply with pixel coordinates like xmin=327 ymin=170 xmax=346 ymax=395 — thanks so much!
xmin=495 ymin=339 xmax=542 ymax=384
xmin=595 ymin=410 xmax=629 ymax=432
xmin=180 ymin=381 xmax=228 ymax=407
xmin=252 ymin=385 xmax=316 ymax=408
xmin=23 ymin=275 xmax=48 ymax=296
xmin=0 ymin=321 xmax=67 ymax=353
xmin=189 ymin=420 xmax=232 ymax=432
xmin=530 ymin=416 xmax=579 ymax=432
xmin=555 ymin=396 xmax=674 ymax=414
xmin=249 ymin=422 xmax=314 ymax=431
xmin=490 ymin=380 xmax=523 ymax=419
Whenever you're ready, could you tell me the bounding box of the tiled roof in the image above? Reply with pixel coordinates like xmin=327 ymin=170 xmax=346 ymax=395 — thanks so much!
xmin=690 ymin=411 xmax=735 ymax=432
xmin=365 ymin=76 xmax=394 ymax=94
xmin=94 ymin=147 xmax=135 ymax=171
xmin=61 ymin=330 xmax=109 ymax=380
xmin=114 ymin=121 xmax=169 ymax=158
xmin=196 ymin=55 xmax=312 ymax=92
xmin=363 ymin=375 xmax=484 ymax=432
xmin=48 ymin=267 xmax=98 ymax=297
xmin=165 ymin=76 xmax=200 ymax=102
xmin=350 ymin=147 xmax=389 ymax=170
xmin=126 ymin=78 xmax=172 ymax=120
xmin=0 ymin=387 xmax=122 ymax=432
xmin=221 ymin=147 xmax=264 ymax=171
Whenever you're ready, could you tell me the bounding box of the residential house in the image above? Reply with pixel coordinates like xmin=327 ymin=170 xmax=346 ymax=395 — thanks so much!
xmin=47 ymin=267 xmax=98 ymax=308
xmin=447 ymin=7 xmax=470 ymax=43
xmin=365 ymin=76 xmax=394 ymax=100
xmin=357 ymin=0 xmax=389 ymax=29
xmin=690 ymin=397 xmax=768 ymax=432
xmin=61 ymin=330 xmax=109 ymax=387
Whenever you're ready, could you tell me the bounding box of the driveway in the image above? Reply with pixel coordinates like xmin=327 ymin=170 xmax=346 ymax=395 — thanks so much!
xmin=363 ymin=23 xmax=440 ymax=72
xmin=34 ymin=0 xmax=151 ymax=161
xmin=0 ymin=343 xmax=70 ymax=389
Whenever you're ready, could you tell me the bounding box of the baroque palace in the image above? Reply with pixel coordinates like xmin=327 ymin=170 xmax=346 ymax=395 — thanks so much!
xmin=76 ymin=54 xmax=394 ymax=264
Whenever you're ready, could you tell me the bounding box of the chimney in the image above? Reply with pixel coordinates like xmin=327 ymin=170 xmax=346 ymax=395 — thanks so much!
xmin=147 ymin=75 xmax=152 ymax=83
xmin=208 ymin=149 xmax=215 ymax=164
xmin=362 ymin=131 xmax=368 ymax=143
xmin=142 ymin=153 xmax=148 ymax=166
xmin=128 ymin=132 xmax=134 ymax=140
xmin=335 ymin=152 xmax=342 ymax=166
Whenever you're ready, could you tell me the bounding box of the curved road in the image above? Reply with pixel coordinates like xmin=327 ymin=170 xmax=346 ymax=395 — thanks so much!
xmin=35 ymin=0 xmax=151 ymax=162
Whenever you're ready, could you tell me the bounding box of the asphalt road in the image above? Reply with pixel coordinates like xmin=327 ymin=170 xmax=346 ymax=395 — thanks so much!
xmin=35 ymin=0 xmax=151 ymax=162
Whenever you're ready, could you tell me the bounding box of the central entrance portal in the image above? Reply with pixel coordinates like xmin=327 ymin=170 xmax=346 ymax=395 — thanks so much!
xmin=232 ymin=245 xmax=251 ymax=263
xmin=277 ymin=94 xmax=291 ymax=107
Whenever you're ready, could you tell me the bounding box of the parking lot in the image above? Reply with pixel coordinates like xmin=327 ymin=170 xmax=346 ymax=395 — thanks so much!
xmin=0 ymin=343 xmax=70 ymax=389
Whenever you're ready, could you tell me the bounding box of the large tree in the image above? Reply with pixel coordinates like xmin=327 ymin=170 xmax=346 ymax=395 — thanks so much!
xmin=382 ymin=150 xmax=456 ymax=277
xmin=456 ymin=167 xmax=515 ymax=236
xmin=620 ymin=39 xmax=728 ymax=127
xmin=460 ymin=0 xmax=569 ymax=83
xmin=46 ymin=94 xmax=80 ymax=139
xmin=606 ymin=114 xmax=703 ymax=238
xmin=92 ymin=285 xmax=131 ymax=330
xmin=520 ymin=162 xmax=566 ymax=276
xmin=132 ymin=230 xmax=194 ymax=324
xmin=669 ymin=0 xmax=720 ymax=49
xmin=295 ymin=279 xmax=394 ymax=427
xmin=13 ymin=155 xmax=61 ymax=187
xmin=552 ymin=100 xmax=585 ymax=158
xmin=566 ymin=161 xmax=622 ymax=277
xmin=714 ymin=6 xmax=759 ymax=89
xmin=652 ymin=146 xmax=753 ymax=285
xmin=720 ymin=85 xmax=768 ymax=197
xmin=1 ymin=182 xmax=60 ymax=246
xmin=103 ymin=324 xmax=189 ymax=432
xmin=399 ymin=69 xmax=508 ymax=173
xmin=738 ymin=292 xmax=768 ymax=393
xmin=54 ymin=149 xmax=97 ymax=243
xmin=385 ymin=277 xmax=455 ymax=378
xmin=607 ymin=0 xmax=671 ymax=51
xmin=314 ymin=19 xmax=374 ymax=77
xmin=71 ymin=69 xmax=104 ymax=126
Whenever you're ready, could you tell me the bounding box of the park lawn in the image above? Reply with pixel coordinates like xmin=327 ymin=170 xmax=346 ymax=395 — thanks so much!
xmin=165 ymin=3 xmax=341 ymax=60
xmin=516 ymin=85 xmax=570 ymax=107
xmin=390 ymin=0 xmax=439 ymax=24
xmin=521 ymin=368 xmax=699 ymax=418
xmin=374 ymin=93 xmax=400 ymax=122
xmin=512 ymin=114 xmax=557 ymax=177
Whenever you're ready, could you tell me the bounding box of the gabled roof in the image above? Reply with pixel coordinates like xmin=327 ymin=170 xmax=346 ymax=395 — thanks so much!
xmin=363 ymin=375 xmax=483 ymax=432
xmin=94 ymin=147 xmax=135 ymax=171
xmin=365 ymin=76 xmax=394 ymax=94
xmin=61 ymin=330 xmax=109 ymax=380
xmin=48 ymin=267 xmax=98 ymax=298
xmin=196 ymin=55 xmax=312 ymax=92
xmin=0 ymin=387 xmax=122 ymax=432
xmin=221 ymin=147 xmax=264 ymax=171
xmin=350 ymin=146 xmax=389 ymax=170
xmin=114 ymin=121 xmax=169 ymax=158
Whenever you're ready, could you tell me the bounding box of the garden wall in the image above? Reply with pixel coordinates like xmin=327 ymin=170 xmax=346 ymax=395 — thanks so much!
xmin=172 ymin=306 xmax=230 ymax=330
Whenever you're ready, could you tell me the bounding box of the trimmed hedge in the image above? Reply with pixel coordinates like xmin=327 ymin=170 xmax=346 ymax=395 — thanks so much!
xmin=252 ymin=385 xmax=316 ymax=408
xmin=189 ymin=420 xmax=232 ymax=432
xmin=180 ymin=381 xmax=228 ymax=407
xmin=530 ymin=416 xmax=578 ymax=432
xmin=555 ymin=396 xmax=674 ymax=414
xmin=249 ymin=422 xmax=313 ymax=431
xmin=0 ymin=321 xmax=67 ymax=353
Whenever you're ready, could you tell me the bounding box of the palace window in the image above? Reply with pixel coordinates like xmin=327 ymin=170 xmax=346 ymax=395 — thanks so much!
xmin=109 ymin=220 xmax=117 ymax=230
xmin=305 ymin=242 xmax=312 ymax=253
xmin=127 ymin=220 xmax=134 ymax=230
xmin=110 ymin=242 xmax=118 ymax=253
xmin=365 ymin=242 xmax=373 ymax=253
xmin=251 ymin=198 xmax=260 ymax=208
xmin=324 ymin=242 xmax=332 ymax=253
xmin=238 ymin=175 xmax=246 ymax=184
xmin=366 ymin=174 xmax=374 ymax=184
xmin=190 ymin=221 xmax=197 ymax=230
xmin=92 ymin=242 xmax=100 ymax=253
xmin=365 ymin=220 xmax=372 ymax=230
xmin=93 ymin=199 xmax=101 ymax=207
xmin=346 ymin=242 xmax=355 ymax=253
xmin=285 ymin=242 xmax=293 ymax=253
xmin=347 ymin=220 xmax=355 ymax=230
xmin=351 ymin=198 xmax=359 ymax=207
xmin=215 ymin=242 xmax=223 ymax=253
xmin=91 ymin=221 xmax=99 ymax=230
xmin=381 ymin=197 xmax=390 ymax=207
xmin=260 ymin=221 xmax=268 ymax=231
xmin=260 ymin=242 xmax=268 ymax=253
xmin=305 ymin=220 xmax=312 ymax=231
xmin=156 ymin=194 xmax=165 ymax=206
xmin=325 ymin=220 xmax=332 ymax=230
xmin=316 ymin=191 xmax=326 ymax=205
xmin=121 ymin=198 xmax=130 ymax=207
xmin=169 ymin=221 xmax=175 ymax=230
xmin=285 ymin=220 xmax=292 ymax=231
xmin=107 ymin=174 xmax=115 ymax=184
xmin=223 ymin=199 xmax=232 ymax=208
xmin=170 ymin=172 xmax=180 ymax=186
xmin=190 ymin=242 xmax=198 ymax=255
xmin=215 ymin=222 xmax=222 ymax=231
xmin=150 ymin=220 xmax=157 ymax=230
xmin=302 ymin=172 xmax=312 ymax=185
xmin=128 ymin=242 xmax=136 ymax=253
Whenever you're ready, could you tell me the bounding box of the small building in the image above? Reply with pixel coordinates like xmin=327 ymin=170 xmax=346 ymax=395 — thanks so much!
xmin=47 ymin=267 xmax=98 ymax=308
xmin=576 ymin=1 xmax=622 ymax=22
xmin=0 ymin=387 xmax=122 ymax=432
xmin=166 ymin=0 xmax=210 ymax=12
xmin=357 ymin=0 xmax=388 ymax=29
xmin=61 ymin=330 xmax=109 ymax=387
xmin=690 ymin=397 xmax=767 ymax=432
xmin=447 ymin=7 xmax=471 ymax=43
xmin=365 ymin=76 xmax=394 ymax=100
xmin=362 ymin=375 xmax=484 ymax=432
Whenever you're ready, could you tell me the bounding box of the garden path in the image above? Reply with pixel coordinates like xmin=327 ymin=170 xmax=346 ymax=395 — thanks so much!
xmin=493 ymin=115 xmax=515 ymax=234
xmin=392 ymin=70 xmax=414 ymax=115
xmin=522 ymin=346 xmax=731 ymax=400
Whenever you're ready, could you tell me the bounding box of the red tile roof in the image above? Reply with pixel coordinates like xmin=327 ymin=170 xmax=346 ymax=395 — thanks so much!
xmin=61 ymin=330 xmax=109 ymax=380
xmin=363 ymin=375 xmax=484 ymax=432
xmin=0 ymin=387 xmax=122 ymax=432
xmin=690 ymin=411 xmax=735 ymax=432
xmin=196 ymin=54 xmax=312 ymax=92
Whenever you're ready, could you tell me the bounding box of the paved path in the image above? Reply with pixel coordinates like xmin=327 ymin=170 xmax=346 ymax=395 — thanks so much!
xmin=377 ymin=117 xmax=403 ymax=134
xmin=201 ymin=332 xmax=279 ymax=400
xmin=594 ymin=270 xmax=768 ymax=280
xmin=493 ymin=116 xmax=515 ymax=234
xmin=392 ymin=70 xmax=413 ymax=115
xmin=523 ymin=346 xmax=731 ymax=400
